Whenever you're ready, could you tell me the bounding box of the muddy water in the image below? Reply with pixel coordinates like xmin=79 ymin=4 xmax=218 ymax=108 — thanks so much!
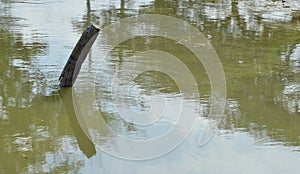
xmin=0 ymin=0 xmax=300 ymax=173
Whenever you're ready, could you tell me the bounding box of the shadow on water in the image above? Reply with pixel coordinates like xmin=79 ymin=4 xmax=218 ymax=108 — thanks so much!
xmin=0 ymin=1 xmax=95 ymax=172
xmin=1 ymin=0 xmax=300 ymax=173
xmin=59 ymin=88 xmax=96 ymax=159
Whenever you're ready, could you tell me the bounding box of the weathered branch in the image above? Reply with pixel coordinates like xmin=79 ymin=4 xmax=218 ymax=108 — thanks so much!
xmin=59 ymin=25 xmax=100 ymax=87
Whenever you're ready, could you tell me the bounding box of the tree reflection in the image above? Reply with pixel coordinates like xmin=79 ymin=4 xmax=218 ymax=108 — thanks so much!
xmin=0 ymin=1 xmax=87 ymax=173
xmin=88 ymin=0 xmax=300 ymax=147
xmin=1 ymin=0 xmax=300 ymax=173
xmin=71 ymin=0 xmax=100 ymax=33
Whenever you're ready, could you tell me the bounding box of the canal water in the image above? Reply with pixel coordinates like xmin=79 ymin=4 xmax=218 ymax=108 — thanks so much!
xmin=0 ymin=0 xmax=299 ymax=173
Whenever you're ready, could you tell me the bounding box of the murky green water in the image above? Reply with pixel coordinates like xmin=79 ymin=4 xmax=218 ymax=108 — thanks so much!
xmin=1 ymin=0 xmax=300 ymax=173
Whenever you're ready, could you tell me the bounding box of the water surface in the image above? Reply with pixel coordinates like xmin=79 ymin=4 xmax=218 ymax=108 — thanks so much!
xmin=0 ymin=0 xmax=300 ymax=173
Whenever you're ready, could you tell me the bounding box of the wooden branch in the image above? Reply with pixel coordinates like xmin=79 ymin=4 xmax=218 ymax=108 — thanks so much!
xmin=59 ymin=25 xmax=100 ymax=87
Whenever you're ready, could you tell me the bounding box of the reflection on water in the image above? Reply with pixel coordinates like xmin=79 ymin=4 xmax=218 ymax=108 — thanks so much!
xmin=0 ymin=0 xmax=300 ymax=173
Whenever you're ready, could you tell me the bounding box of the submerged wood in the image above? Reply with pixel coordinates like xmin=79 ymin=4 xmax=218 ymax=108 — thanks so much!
xmin=59 ymin=25 xmax=100 ymax=87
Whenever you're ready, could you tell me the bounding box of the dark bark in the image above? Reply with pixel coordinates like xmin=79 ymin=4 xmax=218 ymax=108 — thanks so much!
xmin=59 ymin=25 xmax=100 ymax=87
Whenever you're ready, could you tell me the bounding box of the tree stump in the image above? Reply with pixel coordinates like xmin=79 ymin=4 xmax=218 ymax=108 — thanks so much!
xmin=59 ymin=25 xmax=100 ymax=87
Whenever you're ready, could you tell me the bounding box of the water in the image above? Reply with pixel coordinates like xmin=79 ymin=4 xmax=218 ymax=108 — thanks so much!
xmin=0 ymin=0 xmax=300 ymax=173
